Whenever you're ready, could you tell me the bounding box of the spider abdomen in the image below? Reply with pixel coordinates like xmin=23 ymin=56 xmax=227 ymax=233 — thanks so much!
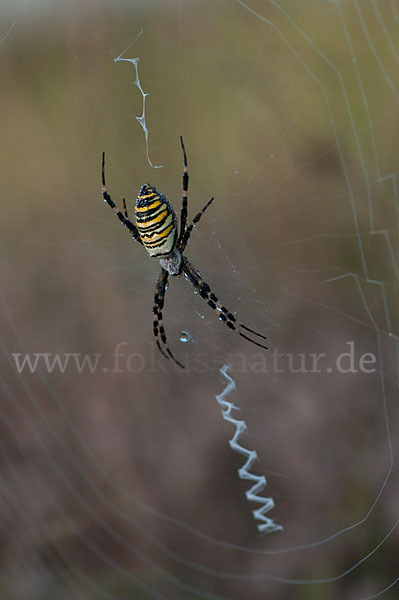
xmin=135 ymin=184 xmax=177 ymax=257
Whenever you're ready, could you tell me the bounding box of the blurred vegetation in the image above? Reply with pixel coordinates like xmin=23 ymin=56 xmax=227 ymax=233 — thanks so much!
xmin=0 ymin=1 xmax=398 ymax=599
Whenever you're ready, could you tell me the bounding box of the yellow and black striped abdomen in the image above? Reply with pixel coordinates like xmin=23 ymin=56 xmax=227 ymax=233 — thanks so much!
xmin=135 ymin=184 xmax=177 ymax=257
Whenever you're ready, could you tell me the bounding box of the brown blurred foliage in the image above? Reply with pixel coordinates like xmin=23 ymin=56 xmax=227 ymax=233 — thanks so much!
xmin=0 ymin=1 xmax=398 ymax=598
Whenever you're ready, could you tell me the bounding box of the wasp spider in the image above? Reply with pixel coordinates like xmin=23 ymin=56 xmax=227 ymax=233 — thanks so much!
xmin=101 ymin=137 xmax=267 ymax=368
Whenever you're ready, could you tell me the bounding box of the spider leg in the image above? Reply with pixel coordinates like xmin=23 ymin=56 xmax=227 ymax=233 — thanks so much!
xmin=179 ymin=196 xmax=214 ymax=252
xmin=122 ymin=198 xmax=129 ymax=219
xmin=177 ymin=136 xmax=189 ymax=247
xmin=101 ymin=152 xmax=143 ymax=244
xmin=182 ymin=258 xmax=268 ymax=350
xmin=153 ymin=268 xmax=185 ymax=369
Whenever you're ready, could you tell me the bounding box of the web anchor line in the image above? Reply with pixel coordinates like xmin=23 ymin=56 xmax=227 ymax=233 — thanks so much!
xmin=216 ymin=364 xmax=283 ymax=535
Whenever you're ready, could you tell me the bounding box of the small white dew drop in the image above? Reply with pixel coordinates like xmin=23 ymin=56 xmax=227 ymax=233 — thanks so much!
xmin=180 ymin=330 xmax=192 ymax=343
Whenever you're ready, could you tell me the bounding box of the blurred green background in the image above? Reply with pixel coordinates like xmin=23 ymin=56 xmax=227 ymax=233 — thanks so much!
xmin=1 ymin=1 xmax=398 ymax=598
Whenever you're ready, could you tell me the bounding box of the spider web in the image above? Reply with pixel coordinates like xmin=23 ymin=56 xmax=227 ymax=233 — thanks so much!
xmin=0 ymin=0 xmax=398 ymax=599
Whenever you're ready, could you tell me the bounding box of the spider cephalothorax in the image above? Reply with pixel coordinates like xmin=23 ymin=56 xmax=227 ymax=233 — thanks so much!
xmin=159 ymin=250 xmax=182 ymax=277
xmin=101 ymin=137 xmax=267 ymax=368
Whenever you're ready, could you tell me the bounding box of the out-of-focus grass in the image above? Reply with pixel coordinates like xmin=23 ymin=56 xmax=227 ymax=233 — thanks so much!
xmin=0 ymin=1 xmax=398 ymax=599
